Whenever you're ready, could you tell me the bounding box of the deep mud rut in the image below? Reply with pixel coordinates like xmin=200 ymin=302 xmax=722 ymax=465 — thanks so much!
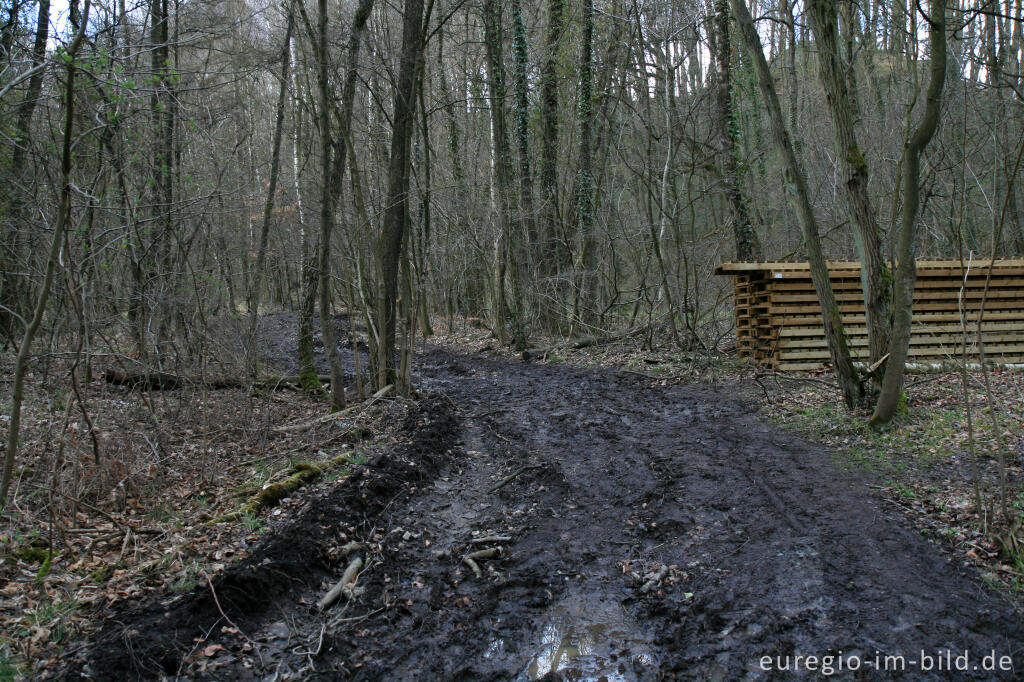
xmin=65 ymin=335 xmax=1024 ymax=680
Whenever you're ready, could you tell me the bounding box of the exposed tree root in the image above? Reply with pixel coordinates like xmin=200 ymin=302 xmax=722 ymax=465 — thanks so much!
xmin=318 ymin=551 xmax=365 ymax=611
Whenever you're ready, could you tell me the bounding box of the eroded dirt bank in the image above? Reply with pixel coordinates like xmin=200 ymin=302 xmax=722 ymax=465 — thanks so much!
xmin=65 ymin=347 xmax=1024 ymax=680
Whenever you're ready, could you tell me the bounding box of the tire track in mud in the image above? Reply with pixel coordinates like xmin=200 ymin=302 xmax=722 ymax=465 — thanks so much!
xmin=67 ymin=347 xmax=1024 ymax=680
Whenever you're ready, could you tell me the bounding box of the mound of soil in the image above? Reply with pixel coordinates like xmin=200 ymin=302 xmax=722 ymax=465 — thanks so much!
xmin=64 ymin=397 xmax=459 ymax=680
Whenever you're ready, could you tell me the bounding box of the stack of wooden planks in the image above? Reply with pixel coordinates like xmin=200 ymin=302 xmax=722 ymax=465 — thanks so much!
xmin=715 ymin=259 xmax=1024 ymax=371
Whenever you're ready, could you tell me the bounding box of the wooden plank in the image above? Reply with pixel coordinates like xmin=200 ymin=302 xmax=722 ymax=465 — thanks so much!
xmin=715 ymin=258 xmax=1024 ymax=274
xmin=776 ymin=321 xmax=1024 ymax=337
xmin=776 ymin=344 xmax=1024 ymax=361
xmin=769 ymin=300 xmax=1024 ymax=315
xmin=769 ymin=289 xmax=1024 ymax=304
xmin=769 ymin=277 xmax=1024 ymax=292
xmin=777 ymin=332 xmax=1024 ymax=350
xmin=769 ymin=311 xmax=1024 ymax=326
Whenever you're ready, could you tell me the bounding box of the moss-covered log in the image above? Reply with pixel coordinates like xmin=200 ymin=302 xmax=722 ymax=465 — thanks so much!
xmin=210 ymin=452 xmax=353 ymax=524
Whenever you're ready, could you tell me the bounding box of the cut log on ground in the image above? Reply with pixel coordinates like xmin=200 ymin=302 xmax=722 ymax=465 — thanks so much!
xmin=104 ymin=368 xmax=333 ymax=391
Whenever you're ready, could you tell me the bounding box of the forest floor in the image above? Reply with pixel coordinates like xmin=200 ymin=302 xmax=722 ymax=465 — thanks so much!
xmin=4 ymin=314 xmax=1024 ymax=679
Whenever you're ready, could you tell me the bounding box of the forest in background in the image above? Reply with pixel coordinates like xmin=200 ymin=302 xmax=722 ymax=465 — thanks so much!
xmin=1 ymin=0 xmax=1023 ymax=495
xmin=1 ymin=0 xmax=1022 ymax=404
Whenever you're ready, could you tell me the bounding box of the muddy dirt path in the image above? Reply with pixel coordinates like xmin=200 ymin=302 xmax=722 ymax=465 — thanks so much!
xmin=69 ymin=340 xmax=1024 ymax=680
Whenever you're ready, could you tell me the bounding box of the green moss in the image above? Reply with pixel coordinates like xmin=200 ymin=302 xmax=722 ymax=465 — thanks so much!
xmin=13 ymin=546 xmax=49 ymax=564
xmin=846 ymin=143 xmax=868 ymax=175
xmin=210 ymin=453 xmax=353 ymax=524
xmin=88 ymin=564 xmax=115 ymax=584
xmin=896 ymin=389 xmax=909 ymax=416
xmin=35 ymin=553 xmax=53 ymax=581
xmin=299 ymin=367 xmax=322 ymax=391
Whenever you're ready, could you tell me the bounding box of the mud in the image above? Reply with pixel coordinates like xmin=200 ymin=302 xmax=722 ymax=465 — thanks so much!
xmin=64 ymin=342 xmax=1024 ymax=680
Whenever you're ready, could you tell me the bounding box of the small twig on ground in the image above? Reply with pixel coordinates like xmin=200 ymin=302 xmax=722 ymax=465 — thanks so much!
xmin=275 ymin=385 xmax=392 ymax=433
xmin=462 ymin=547 xmax=501 ymax=578
xmin=488 ymin=465 xmax=542 ymax=493
xmin=468 ymin=535 xmax=512 ymax=544
xmin=204 ymin=572 xmax=261 ymax=666
xmin=906 ymin=372 xmax=956 ymax=389
xmin=640 ymin=565 xmax=669 ymax=593
xmin=329 ymin=604 xmax=390 ymax=626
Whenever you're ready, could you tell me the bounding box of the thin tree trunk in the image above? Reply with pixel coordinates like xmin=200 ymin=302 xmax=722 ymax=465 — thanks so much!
xmin=377 ymin=0 xmax=426 ymax=389
xmin=807 ymin=0 xmax=891 ymax=380
xmin=730 ymin=0 xmax=863 ymax=409
xmin=246 ymin=1 xmax=295 ymax=372
xmin=1 ymin=0 xmax=51 ymax=345
xmin=3 ymin=0 xmax=91 ymax=509
xmin=872 ymin=0 xmax=947 ymax=427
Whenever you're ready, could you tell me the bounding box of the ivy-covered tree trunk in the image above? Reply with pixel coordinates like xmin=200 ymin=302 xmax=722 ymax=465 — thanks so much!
xmin=712 ymin=0 xmax=761 ymax=262
xmin=482 ymin=0 xmax=516 ymax=346
xmin=539 ymin=0 xmax=565 ymax=328
xmin=511 ymin=0 xmax=538 ymax=334
xmin=573 ymin=0 xmax=596 ymax=330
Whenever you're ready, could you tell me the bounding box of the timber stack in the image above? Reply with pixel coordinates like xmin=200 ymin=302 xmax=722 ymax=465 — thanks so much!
xmin=715 ymin=259 xmax=1024 ymax=371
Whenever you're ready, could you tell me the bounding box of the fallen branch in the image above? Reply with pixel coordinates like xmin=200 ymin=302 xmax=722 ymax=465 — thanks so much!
xmin=468 ymin=535 xmax=513 ymax=544
xmin=462 ymin=547 xmax=501 ymax=579
xmin=487 ymin=465 xmax=542 ymax=493
xmin=209 ymin=453 xmax=353 ymax=524
xmin=273 ymin=384 xmax=393 ymax=434
xmin=522 ymin=324 xmax=651 ymax=360
xmin=104 ymin=368 xmax=332 ymax=391
xmin=318 ymin=555 xmax=364 ymax=611
xmin=640 ymin=565 xmax=669 ymax=593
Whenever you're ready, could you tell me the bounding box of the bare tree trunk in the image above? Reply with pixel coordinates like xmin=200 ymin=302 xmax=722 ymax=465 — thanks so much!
xmin=731 ymin=0 xmax=863 ymax=409
xmin=246 ymin=0 xmax=295 ymax=372
xmin=3 ymin=0 xmax=91 ymax=508
xmin=872 ymin=0 xmax=947 ymax=427
xmin=1 ymin=0 xmax=51 ymax=345
xmin=377 ymin=0 xmax=426 ymax=389
xmin=807 ymin=0 xmax=891 ymax=380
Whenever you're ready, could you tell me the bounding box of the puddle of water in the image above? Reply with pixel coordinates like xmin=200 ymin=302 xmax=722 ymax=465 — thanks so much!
xmin=513 ymin=600 xmax=656 ymax=682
